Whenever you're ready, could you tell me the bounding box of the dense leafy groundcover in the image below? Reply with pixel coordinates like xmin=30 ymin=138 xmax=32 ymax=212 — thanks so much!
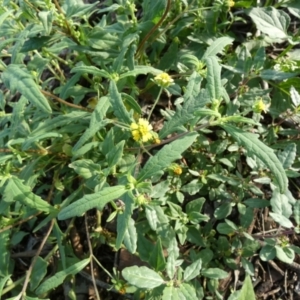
xmin=1 ymin=0 xmax=300 ymax=299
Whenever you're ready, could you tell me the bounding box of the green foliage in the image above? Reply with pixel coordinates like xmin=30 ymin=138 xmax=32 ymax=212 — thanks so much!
xmin=1 ymin=0 xmax=300 ymax=299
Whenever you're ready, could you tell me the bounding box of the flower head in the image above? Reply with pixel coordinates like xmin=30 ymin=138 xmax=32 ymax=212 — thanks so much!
xmin=130 ymin=118 xmax=153 ymax=143
xmin=154 ymin=72 xmax=174 ymax=88
xmin=253 ymin=98 xmax=270 ymax=114
xmin=169 ymin=163 xmax=182 ymax=176
xmin=227 ymin=0 xmax=235 ymax=7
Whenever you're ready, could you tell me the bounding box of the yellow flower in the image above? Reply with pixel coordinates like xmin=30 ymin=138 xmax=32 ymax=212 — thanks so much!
xmin=169 ymin=164 xmax=182 ymax=175
xmin=227 ymin=0 xmax=235 ymax=7
xmin=253 ymin=98 xmax=270 ymax=114
xmin=130 ymin=118 xmax=153 ymax=143
xmin=154 ymin=72 xmax=174 ymax=88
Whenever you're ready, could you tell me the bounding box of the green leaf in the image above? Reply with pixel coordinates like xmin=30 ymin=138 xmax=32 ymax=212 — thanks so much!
xmin=270 ymin=187 xmax=292 ymax=218
xmin=275 ymin=246 xmax=294 ymax=264
xmin=201 ymin=268 xmax=228 ymax=279
xmin=166 ymin=251 xmax=176 ymax=279
xmin=202 ymin=37 xmax=234 ymax=60
xmin=269 ymin=212 xmax=293 ymax=228
xmin=214 ymin=203 xmax=232 ymax=220
xmin=239 ymin=275 xmax=256 ymax=300
xmin=122 ymin=266 xmax=165 ymax=289
xmin=120 ymin=65 xmax=162 ymax=79
xmin=57 ymin=185 xmax=127 ymax=220
xmin=194 ymin=108 xmax=221 ymax=118
xmin=290 ymin=86 xmax=300 ymax=107
xmin=205 ymin=56 xmax=222 ymax=100
xmin=38 ymin=11 xmax=53 ymax=35
xmin=123 ymin=218 xmax=137 ymax=254
xmin=248 ymin=7 xmax=290 ymax=40
xmin=109 ymin=80 xmax=131 ymax=124
xmin=260 ymin=245 xmax=276 ymax=261
xmin=221 ymin=124 xmax=288 ymax=193
xmin=145 ymin=205 xmax=159 ymax=231
xmin=36 ymin=258 xmax=90 ymax=295
xmin=294 ymin=200 xmax=300 ymax=225
xmin=159 ymin=72 xmax=205 ymax=139
xmin=178 ymin=283 xmax=198 ymax=300
xmin=162 ymin=286 xmax=181 ymax=300
xmin=137 ymin=132 xmax=198 ymax=182
xmin=116 ymin=192 xmax=134 ymax=249
xmin=184 ymin=258 xmax=202 ymax=281
xmin=8 ymin=177 xmax=57 ymax=214
xmin=71 ymin=65 xmax=111 ymax=79
xmin=106 ymin=140 xmax=125 ymax=168
xmin=30 ymin=257 xmax=48 ymax=291
xmin=69 ymin=159 xmax=101 ymax=179
xmin=0 ymin=275 xmax=11 ymax=295
xmin=0 ymin=230 xmax=11 ymax=277
xmin=277 ymin=143 xmax=296 ymax=169
xmin=260 ymin=69 xmax=298 ymax=81
xmin=2 ymin=64 xmax=51 ymax=113
xmin=72 ymin=96 xmax=110 ymax=154
xmin=149 ymin=238 xmax=166 ymax=272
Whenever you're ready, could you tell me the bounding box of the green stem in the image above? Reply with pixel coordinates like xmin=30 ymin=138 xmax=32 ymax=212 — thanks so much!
xmin=147 ymin=87 xmax=163 ymax=121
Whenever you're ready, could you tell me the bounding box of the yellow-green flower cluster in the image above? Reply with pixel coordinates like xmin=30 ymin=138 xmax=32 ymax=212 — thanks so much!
xmin=253 ymin=98 xmax=270 ymax=114
xmin=154 ymin=73 xmax=174 ymax=88
xmin=130 ymin=118 xmax=154 ymax=143
xmin=227 ymin=0 xmax=235 ymax=7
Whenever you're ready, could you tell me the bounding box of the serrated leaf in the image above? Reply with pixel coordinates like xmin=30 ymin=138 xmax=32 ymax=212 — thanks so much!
xmin=123 ymin=218 xmax=137 ymax=254
xmin=239 ymin=275 xmax=256 ymax=300
xmin=201 ymin=268 xmax=228 ymax=279
xmin=36 ymin=258 xmax=90 ymax=295
xmin=277 ymin=143 xmax=296 ymax=169
xmin=248 ymin=7 xmax=290 ymax=39
xmin=269 ymin=212 xmax=293 ymax=228
xmin=57 ymin=185 xmax=127 ymax=220
xmin=122 ymin=266 xmax=164 ymax=289
xmin=2 ymin=64 xmax=51 ymax=113
xmin=8 ymin=177 xmax=57 ymax=214
xmin=202 ymin=37 xmax=234 ymax=60
xmin=184 ymin=258 xmax=202 ymax=281
xmin=205 ymin=56 xmax=222 ymax=100
xmin=137 ymin=132 xmax=198 ymax=181
xmin=221 ymin=124 xmax=288 ymax=193
xmin=109 ymin=80 xmax=131 ymax=124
